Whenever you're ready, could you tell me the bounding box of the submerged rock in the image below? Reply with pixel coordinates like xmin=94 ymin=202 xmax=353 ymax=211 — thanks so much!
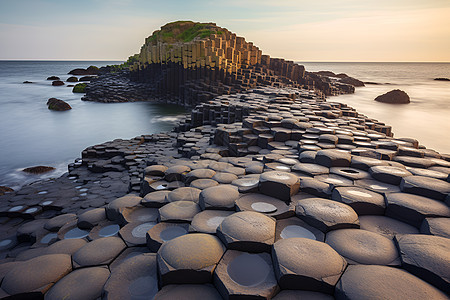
xmin=23 ymin=166 xmax=55 ymax=174
xmin=66 ymin=76 xmax=78 ymax=82
xmin=52 ymin=80 xmax=64 ymax=86
xmin=375 ymin=89 xmax=410 ymax=104
xmin=47 ymin=98 xmax=72 ymax=111
xmin=0 ymin=186 xmax=14 ymax=195
xmin=47 ymin=76 xmax=60 ymax=80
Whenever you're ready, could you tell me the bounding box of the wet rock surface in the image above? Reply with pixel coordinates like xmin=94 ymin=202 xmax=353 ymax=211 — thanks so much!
xmin=0 ymin=86 xmax=449 ymax=298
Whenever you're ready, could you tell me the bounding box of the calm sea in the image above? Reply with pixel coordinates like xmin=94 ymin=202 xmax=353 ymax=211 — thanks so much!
xmin=0 ymin=61 xmax=449 ymax=190
xmin=0 ymin=61 xmax=186 ymax=190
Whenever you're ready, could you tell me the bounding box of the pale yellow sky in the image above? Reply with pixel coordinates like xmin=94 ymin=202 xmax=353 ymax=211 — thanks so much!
xmin=0 ymin=0 xmax=449 ymax=61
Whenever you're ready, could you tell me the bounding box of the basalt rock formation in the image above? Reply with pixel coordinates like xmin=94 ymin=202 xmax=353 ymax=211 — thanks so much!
xmin=82 ymin=21 xmax=359 ymax=106
xmin=47 ymin=98 xmax=72 ymax=111
xmin=375 ymin=89 xmax=410 ymax=104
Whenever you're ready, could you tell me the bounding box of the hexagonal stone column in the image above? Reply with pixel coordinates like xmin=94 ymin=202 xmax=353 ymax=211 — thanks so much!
xmin=272 ymin=238 xmax=347 ymax=293
xmin=325 ymin=229 xmax=400 ymax=265
xmin=216 ymin=211 xmax=276 ymax=252
xmin=199 ymin=185 xmax=239 ymax=210
xmin=146 ymin=222 xmax=189 ymax=252
xmin=295 ymin=198 xmax=359 ymax=232
xmin=106 ymin=194 xmax=142 ymax=221
xmin=420 ymin=217 xmax=450 ymax=238
xmin=157 ymin=233 xmax=225 ymax=285
xmin=259 ymin=171 xmax=300 ymax=202
xmin=359 ymin=215 xmax=419 ymax=238
xmin=236 ymin=193 xmax=292 ymax=219
xmin=158 ymin=201 xmax=201 ymax=222
xmin=72 ymin=237 xmax=126 ymax=268
xmin=45 ymin=266 xmax=110 ymax=300
xmin=315 ymin=149 xmax=351 ymax=167
xmin=191 ymin=210 xmax=234 ymax=234
xmin=335 ymin=265 xmax=448 ymax=300
xmin=103 ymin=253 xmax=158 ymax=300
xmin=400 ymin=175 xmax=450 ymax=201
xmin=331 ymin=186 xmax=385 ymax=215
xmin=369 ymin=165 xmax=412 ymax=185
xmin=395 ymin=234 xmax=450 ymax=294
xmin=214 ymin=250 xmax=279 ymax=299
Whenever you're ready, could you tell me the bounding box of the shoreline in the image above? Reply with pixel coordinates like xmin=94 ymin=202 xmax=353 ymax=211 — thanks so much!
xmin=0 ymin=84 xmax=449 ymax=298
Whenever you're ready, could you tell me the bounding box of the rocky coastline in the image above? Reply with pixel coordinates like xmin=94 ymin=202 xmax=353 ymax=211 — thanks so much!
xmin=0 ymin=21 xmax=449 ymax=299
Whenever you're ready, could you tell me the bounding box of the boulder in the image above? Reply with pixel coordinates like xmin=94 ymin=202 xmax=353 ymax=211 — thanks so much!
xmin=23 ymin=81 xmax=33 ymax=84
xmin=23 ymin=165 xmax=55 ymax=174
xmin=0 ymin=186 xmax=14 ymax=196
xmin=52 ymin=80 xmax=64 ymax=86
xmin=375 ymin=89 xmax=410 ymax=104
xmin=68 ymin=66 xmax=99 ymax=75
xmin=47 ymin=76 xmax=60 ymax=80
xmin=66 ymin=76 xmax=78 ymax=82
xmin=339 ymin=76 xmax=365 ymax=87
xmin=72 ymin=83 xmax=86 ymax=93
xmin=47 ymin=98 xmax=72 ymax=111
xmin=434 ymin=78 xmax=449 ymax=81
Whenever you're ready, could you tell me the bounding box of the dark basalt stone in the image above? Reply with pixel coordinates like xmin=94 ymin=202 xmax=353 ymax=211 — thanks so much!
xmin=141 ymin=190 xmax=170 ymax=208
xmin=400 ymin=175 xmax=450 ymax=201
xmin=45 ymin=266 xmax=110 ymax=300
xmin=295 ymin=198 xmax=359 ymax=232
xmin=119 ymin=221 xmax=156 ymax=246
xmin=77 ymin=208 xmax=106 ymax=229
xmin=158 ymin=201 xmax=200 ymax=222
xmin=385 ymin=192 xmax=450 ymax=227
xmin=118 ymin=206 xmax=159 ymax=225
xmin=157 ymin=233 xmax=225 ymax=285
xmin=326 ymin=228 xmax=400 ymax=265
xmin=299 ymin=178 xmax=333 ymax=198
xmin=144 ymin=165 xmax=168 ymax=177
xmin=359 ymin=215 xmax=419 ymax=238
xmin=354 ymin=178 xmax=401 ymax=194
xmin=374 ymin=89 xmax=410 ymax=104
xmin=395 ymin=234 xmax=450 ymax=293
xmin=369 ymin=165 xmax=412 ymax=185
xmin=190 ymin=178 xmax=219 ymax=189
xmin=44 ymin=213 xmax=77 ymax=232
xmin=259 ymin=171 xmax=300 ymax=202
xmin=190 ymin=210 xmax=234 ymax=234
xmin=52 ymin=80 xmax=64 ymax=86
xmin=155 ymin=284 xmax=222 ymax=300
xmin=331 ymin=186 xmax=385 ymax=215
xmin=393 ymin=156 xmax=436 ymax=168
xmin=272 ymin=238 xmax=347 ymax=293
xmin=291 ymin=163 xmax=329 ymax=177
xmin=146 ymin=222 xmax=190 ymax=252
xmin=214 ymin=250 xmax=279 ymax=299
xmin=275 ymin=217 xmax=325 ymax=242
xmin=165 ymin=165 xmax=191 ymax=182
xmin=216 ymin=211 xmax=276 ymax=252
xmin=106 ymin=194 xmax=142 ymax=221
xmin=335 ymin=265 xmax=448 ymax=300
xmin=103 ymin=253 xmax=158 ymax=300
xmin=236 ymin=193 xmax=293 ymax=219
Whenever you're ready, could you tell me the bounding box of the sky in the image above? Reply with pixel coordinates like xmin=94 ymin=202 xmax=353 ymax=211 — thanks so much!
xmin=0 ymin=0 xmax=449 ymax=62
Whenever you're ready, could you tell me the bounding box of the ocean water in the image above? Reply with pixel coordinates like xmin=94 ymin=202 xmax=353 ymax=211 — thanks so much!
xmin=0 ymin=61 xmax=449 ymax=190
xmin=0 ymin=61 xmax=186 ymax=190
xmin=299 ymin=62 xmax=450 ymax=154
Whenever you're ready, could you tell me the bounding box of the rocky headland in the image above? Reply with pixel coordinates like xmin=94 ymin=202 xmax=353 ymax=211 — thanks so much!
xmin=0 ymin=21 xmax=449 ymax=299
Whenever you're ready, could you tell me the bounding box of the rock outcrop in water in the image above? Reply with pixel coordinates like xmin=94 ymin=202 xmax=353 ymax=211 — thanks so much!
xmin=68 ymin=66 xmax=99 ymax=76
xmin=82 ymin=21 xmax=360 ymax=106
xmin=375 ymin=89 xmax=410 ymax=104
xmin=47 ymin=98 xmax=72 ymax=111
xmin=22 ymin=166 xmax=56 ymax=174
xmin=434 ymin=78 xmax=449 ymax=81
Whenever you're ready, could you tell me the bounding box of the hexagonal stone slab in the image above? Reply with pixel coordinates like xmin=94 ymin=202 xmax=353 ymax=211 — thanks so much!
xmin=420 ymin=217 xmax=450 ymax=238
xmin=165 ymin=165 xmax=191 ymax=182
xmin=106 ymin=194 xmax=142 ymax=221
xmin=141 ymin=190 xmax=170 ymax=208
xmin=275 ymin=217 xmax=325 ymax=242
xmin=331 ymin=186 xmax=385 ymax=215
xmin=77 ymin=208 xmax=106 ymax=229
xmin=214 ymin=250 xmax=278 ymax=299
xmin=385 ymin=192 xmax=450 ymax=227
xmin=359 ymin=215 xmax=419 ymax=238
xmin=72 ymin=237 xmax=126 ymax=268
xmin=330 ymin=167 xmax=371 ymax=180
xmin=216 ymin=211 xmax=276 ymax=252
xmin=118 ymin=206 xmax=159 ymax=225
xmin=400 ymin=175 xmax=450 ymax=201
xmin=259 ymin=171 xmax=300 ymax=202
xmin=354 ymin=179 xmax=401 ymax=194
xmin=158 ymin=201 xmax=201 ymax=222
xmin=155 ymin=284 xmax=222 ymax=300
xmin=395 ymin=234 xmax=450 ymax=293
xmin=292 ymin=163 xmax=329 ymax=177
xmin=295 ymin=198 xmax=359 ymax=232
xmin=1 ymin=254 xmax=72 ymax=295
xmin=157 ymin=233 xmax=225 ymax=285
xmin=315 ymin=149 xmax=351 ymax=167
xmin=103 ymin=253 xmax=158 ymax=300
xmin=272 ymin=238 xmax=347 ymax=293
xmin=167 ymin=187 xmax=202 ymax=203
xmin=44 ymin=213 xmax=77 ymax=232
xmin=299 ymin=178 xmax=333 ymax=198
xmin=146 ymin=222 xmax=190 ymax=252
xmin=199 ymin=185 xmax=239 ymax=210
xmin=335 ymin=265 xmax=448 ymax=300
xmin=236 ymin=193 xmax=293 ymax=219
xmin=190 ymin=210 xmax=234 ymax=234
xmin=45 ymin=266 xmax=110 ymax=300
xmin=325 ymin=229 xmax=400 ymax=265
xmin=144 ymin=165 xmax=168 ymax=177
xmin=369 ymin=165 xmax=412 ymax=185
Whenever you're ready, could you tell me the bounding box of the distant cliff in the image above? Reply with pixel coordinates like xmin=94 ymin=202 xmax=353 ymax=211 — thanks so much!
xmin=83 ymin=21 xmax=358 ymax=106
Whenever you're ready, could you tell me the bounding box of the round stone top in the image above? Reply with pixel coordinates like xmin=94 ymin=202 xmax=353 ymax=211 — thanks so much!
xmin=259 ymin=171 xmax=299 ymax=185
xmin=401 ymin=175 xmax=450 ymax=200
xmin=326 ymin=228 xmax=399 ymax=265
xmin=167 ymin=187 xmax=202 ymax=203
xmin=273 ymin=290 xmax=333 ymax=300
xmin=335 ymin=265 xmax=448 ymax=300
xmin=72 ymin=237 xmax=126 ymax=268
xmin=273 ymin=237 xmax=346 ymax=282
xmin=218 ymin=211 xmax=275 ymax=245
xmin=190 ymin=179 xmax=219 ymax=190
xmin=1 ymin=254 xmax=72 ymax=295
xmin=387 ymin=192 xmax=450 ymax=217
xmin=292 ymin=163 xmax=329 ymax=176
xmin=186 ymin=168 xmax=217 ymax=180
xmin=141 ymin=190 xmax=170 ymax=207
xmin=199 ymin=185 xmax=239 ymax=209
xmin=227 ymin=252 xmax=272 ymax=286
xmin=212 ymin=172 xmax=239 ymax=184
xmin=144 ymin=165 xmax=168 ymax=176
xmin=191 ymin=210 xmax=234 ymax=234
xmin=295 ymin=198 xmax=359 ymax=232
xmin=165 ymin=165 xmax=191 ymax=175
xmin=359 ymin=215 xmax=419 ymax=238
xmin=159 ymin=201 xmax=201 ymax=222
xmin=158 ymin=233 xmax=225 ymax=270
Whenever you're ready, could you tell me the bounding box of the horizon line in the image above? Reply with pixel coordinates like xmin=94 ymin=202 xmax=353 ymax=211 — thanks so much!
xmin=0 ymin=59 xmax=450 ymax=64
